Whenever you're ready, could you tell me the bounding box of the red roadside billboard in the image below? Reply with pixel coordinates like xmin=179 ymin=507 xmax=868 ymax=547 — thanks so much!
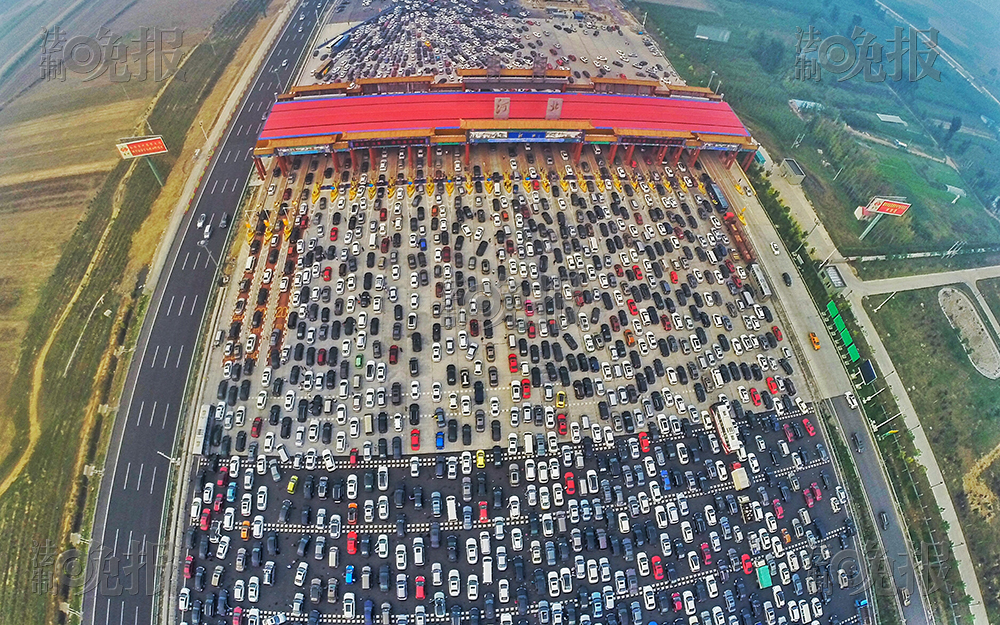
xmin=116 ymin=136 xmax=168 ymax=159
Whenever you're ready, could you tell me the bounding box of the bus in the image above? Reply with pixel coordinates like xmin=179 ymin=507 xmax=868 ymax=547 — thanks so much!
xmin=193 ymin=404 xmax=212 ymax=455
xmin=748 ymin=263 xmax=772 ymax=300
xmin=314 ymin=59 xmax=333 ymax=80
xmin=710 ymin=402 xmax=742 ymax=456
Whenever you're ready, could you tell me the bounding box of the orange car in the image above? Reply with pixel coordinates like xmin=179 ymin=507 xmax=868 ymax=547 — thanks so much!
xmin=808 ymin=332 xmax=821 ymax=350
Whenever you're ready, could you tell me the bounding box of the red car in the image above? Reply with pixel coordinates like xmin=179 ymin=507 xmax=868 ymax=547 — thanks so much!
xmin=346 ymin=531 xmax=358 ymax=554
xmin=415 ymin=576 xmax=426 ymax=600
xmin=214 ymin=492 xmax=224 ymax=512
xmin=633 ymin=212 xmax=643 ymax=225
xmin=669 ymin=270 xmax=678 ymax=284
xmin=442 ymin=247 xmax=451 ymax=262
xmin=251 ymin=417 xmax=262 ymax=438
xmin=329 ymin=227 xmax=338 ymax=241
xmin=509 ymin=354 xmax=519 ymax=373
xmin=766 ymin=377 xmax=778 ymax=394
xmin=564 ymin=472 xmax=575 ymax=495
xmin=803 ymin=489 xmax=815 ymax=508
xmin=632 ymin=265 xmax=643 ymax=280
xmin=811 ymin=482 xmax=822 ymax=501
xmin=700 ymin=543 xmax=712 ymax=566
xmin=479 ymin=502 xmax=489 ymax=522
xmin=347 ymin=503 xmax=358 ymax=525
xmin=615 ymin=265 xmax=624 ymax=277
xmin=652 ymin=556 xmax=664 ymax=581
xmin=200 ymin=508 xmax=211 ymax=531
xmin=556 ymin=413 xmax=567 ymax=436
xmin=184 ymin=555 xmax=194 ymax=578
xmin=749 ymin=388 xmax=761 ymax=406
xmin=322 ymin=267 xmax=332 ymax=281
xmin=672 ymin=592 xmax=682 ymax=612
xmin=411 ymin=429 xmax=420 ymax=450
xmin=609 ymin=316 xmax=620 ymax=332
xmin=627 ymin=299 xmax=639 ymax=315
xmin=232 ymin=606 xmax=243 ymax=625
xmin=783 ymin=423 xmax=795 ymax=443
xmin=638 ymin=432 xmax=650 ymax=453
xmin=742 ymin=554 xmax=754 ymax=575
xmin=527 ymin=322 xmax=536 ymax=339
xmin=349 ymin=448 xmax=358 ymax=465
xmin=772 ymin=499 xmax=784 ymax=519
xmin=525 ymin=300 xmax=534 ymax=316
xmin=802 ymin=418 xmax=816 ymax=436
xmin=389 ymin=345 xmax=399 ymax=365
xmin=521 ymin=379 xmax=531 ymax=399
xmin=574 ymin=290 xmax=585 ymax=306
xmin=772 ymin=326 xmax=783 ymax=341
xmin=470 ymin=319 xmax=480 ymax=337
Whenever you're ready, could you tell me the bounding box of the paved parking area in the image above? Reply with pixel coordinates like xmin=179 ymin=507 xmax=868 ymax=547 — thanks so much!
xmin=297 ymin=0 xmax=680 ymax=87
xmin=178 ymin=145 xmax=868 ymax=625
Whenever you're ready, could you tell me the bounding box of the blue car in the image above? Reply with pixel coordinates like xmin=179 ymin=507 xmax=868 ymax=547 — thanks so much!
xmin=660 ymin=470 xmax=672 ymax=491
xmin=436 ymin=431 xmax=445 ymax=450
xmin=226 ymin=481 xmax=238 ymax=502
xmin=345 ymin=564 xmax=355 ymax=585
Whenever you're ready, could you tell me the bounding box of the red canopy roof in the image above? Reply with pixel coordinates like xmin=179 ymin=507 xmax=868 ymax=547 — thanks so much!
xmin=260 ymin=91 xmax=749 ymax=141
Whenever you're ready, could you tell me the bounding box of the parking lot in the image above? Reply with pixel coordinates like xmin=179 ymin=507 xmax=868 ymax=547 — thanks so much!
xmin=179 ymin=142 xmax=868 ymax=625
xmin=298 ymin=0 xmax=680 ymax=87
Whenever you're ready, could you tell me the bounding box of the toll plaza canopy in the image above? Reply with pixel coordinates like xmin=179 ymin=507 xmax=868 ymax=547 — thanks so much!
xmin=254 ymin=90 xmax=755 ymax=156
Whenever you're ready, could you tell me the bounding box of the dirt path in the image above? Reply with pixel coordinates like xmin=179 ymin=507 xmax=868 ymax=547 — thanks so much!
xmin=0 ymin=159 xmax=138 ymax=499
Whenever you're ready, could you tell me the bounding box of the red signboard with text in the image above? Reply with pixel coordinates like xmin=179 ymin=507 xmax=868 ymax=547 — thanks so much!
xmin=869 ymin=198 xmax=911 ymax=216
xmin=116 ymin=136 xmax=168 ymax=159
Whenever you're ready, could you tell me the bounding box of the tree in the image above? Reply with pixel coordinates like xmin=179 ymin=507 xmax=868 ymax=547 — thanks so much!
xmin=943 ymin=116 xmax=963 ymax=145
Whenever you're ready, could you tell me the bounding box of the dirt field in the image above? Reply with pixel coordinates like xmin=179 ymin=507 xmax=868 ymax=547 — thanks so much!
xmin=0 ymin=0 xmax=235 ymax=473
xmin=939 ymin=286 xmax=1000 ymax=379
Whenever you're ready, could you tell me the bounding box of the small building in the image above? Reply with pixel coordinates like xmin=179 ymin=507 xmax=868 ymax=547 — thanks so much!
xmin=779 ymin=158 xmax=805 ymax=185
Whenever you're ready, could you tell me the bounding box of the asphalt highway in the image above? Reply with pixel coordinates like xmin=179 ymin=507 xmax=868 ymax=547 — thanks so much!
xmin=701 ymin=158 xmax=926 ymax=622
xmin=83 ymin=4 xmax=322 ymax=624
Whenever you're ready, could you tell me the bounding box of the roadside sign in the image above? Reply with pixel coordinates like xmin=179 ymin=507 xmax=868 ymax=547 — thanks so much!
xmin=840 ymin=329 xmax=853 ymax=346
xmin=847 ymin=345 xmax=860 ymax=362
xmin=116 ymin=136 xmax=168 ymax=159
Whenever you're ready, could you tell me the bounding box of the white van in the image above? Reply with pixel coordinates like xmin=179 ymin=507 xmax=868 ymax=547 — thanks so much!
xmin=482 ymin=556 xmax=493 ymax=585
xmin=446 ymin=495 xmax=458 ymax=522
xmin=328 ymin=545 xmax=339 ymax=568
xmin=245 ymin=255 xmax=256 ymax=272
xmin=523 ymin=432 xmax=534 ymax=455
xmin=277 ymin=444 xmax=290 ymax=463
xmin=364 ymin=414 xmax=374 ymax=435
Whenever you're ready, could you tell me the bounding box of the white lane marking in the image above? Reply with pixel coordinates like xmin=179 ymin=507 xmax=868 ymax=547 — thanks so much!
xmin=148 ymin=346 xmax=159 ymax=368
xmin=165 ymin=296 xmax=174 ymax=316
xmin=121 ymin=462 xmax=131 ymax=490
xmin=190 ymin=295 xmax=199 ymax=316
xmin=175 ymin=345 xmax=185 ymax=368
xmin=162 ymin=345 xmax=171 ymax=368
xmin=134 ymin=463 xmax=143 ymax=491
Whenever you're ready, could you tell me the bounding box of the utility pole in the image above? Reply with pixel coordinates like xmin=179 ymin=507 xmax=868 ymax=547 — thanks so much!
xmin=832 ymin=165 xmax=845 ymax=180
xmin=872 ymin=291 xmax=896 ymax=313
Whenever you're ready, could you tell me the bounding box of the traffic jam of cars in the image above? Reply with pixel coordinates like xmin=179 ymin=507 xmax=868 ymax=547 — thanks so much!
xmin=180 ymin=140 xmax=866 ymax=625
